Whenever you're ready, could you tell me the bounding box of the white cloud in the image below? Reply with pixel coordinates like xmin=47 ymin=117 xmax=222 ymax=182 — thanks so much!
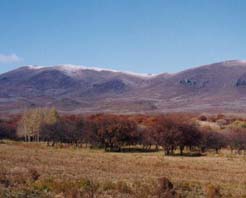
xmin=0 ymin=53 xmax=22 ymax=64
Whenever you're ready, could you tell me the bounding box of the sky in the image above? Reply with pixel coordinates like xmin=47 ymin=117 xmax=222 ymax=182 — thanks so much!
xmin=0 ymin=0 xmax=245 ymax=74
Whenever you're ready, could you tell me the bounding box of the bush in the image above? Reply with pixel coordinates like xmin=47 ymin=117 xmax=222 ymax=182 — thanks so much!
xmin=206 ymin=184 xmax=221 ymax=198
xmin=199 ymin=115 xmax=207 ymax=121
xmin=156 ymin=177 xmax=177 ymax=198
xmin=115 ymin=181 xmax=132 ymax=194
xmin=29 ymin=168 xmax=40 ymax=182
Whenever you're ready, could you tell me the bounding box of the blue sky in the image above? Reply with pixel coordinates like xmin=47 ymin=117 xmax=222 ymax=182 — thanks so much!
xmin=0 ymin=0 xmax=245 ymax=74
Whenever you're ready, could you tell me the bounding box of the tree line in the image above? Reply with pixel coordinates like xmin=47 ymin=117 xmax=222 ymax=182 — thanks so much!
xmin=0 ymin=108 xmax=246 ymax=155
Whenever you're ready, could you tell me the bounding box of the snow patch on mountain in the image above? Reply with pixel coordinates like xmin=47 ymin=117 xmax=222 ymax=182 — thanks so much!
xmin=25 ymin=64 xmax=156 ymax=78
xmin=26 ymin=65 xmax=46 ymax=70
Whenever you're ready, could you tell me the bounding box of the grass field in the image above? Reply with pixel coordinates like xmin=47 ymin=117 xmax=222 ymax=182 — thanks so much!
xmin=0 ymin=141 xmax=246 ymax=197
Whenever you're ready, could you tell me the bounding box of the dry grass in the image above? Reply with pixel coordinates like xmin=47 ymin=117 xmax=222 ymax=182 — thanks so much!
xmin=0 ymin=141 xmax=246 ymax=197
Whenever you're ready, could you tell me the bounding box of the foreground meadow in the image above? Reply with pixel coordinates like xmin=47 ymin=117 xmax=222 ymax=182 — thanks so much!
xmin=0 ymin=142 xmax=246 ymax=198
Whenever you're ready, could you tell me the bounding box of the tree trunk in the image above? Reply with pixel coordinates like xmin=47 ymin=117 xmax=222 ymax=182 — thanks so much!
xmin=165 ymin=148 xmax=170 ymax=155
xmin=180 ymin=146 xmax=184 ymax=155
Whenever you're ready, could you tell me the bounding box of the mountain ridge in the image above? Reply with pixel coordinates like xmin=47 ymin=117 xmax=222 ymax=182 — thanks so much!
xmin=1 ymin=60 xmax=246 ymax=114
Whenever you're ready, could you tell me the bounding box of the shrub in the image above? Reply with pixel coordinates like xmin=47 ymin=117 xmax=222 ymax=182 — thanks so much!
xmin=206 ymin=184 xmax=221 ymax=198
xmin=115 ymin=181 xmax=132 ymax=194
xmin=199 ymin=115 xmax=207 ymax=121
xmin=102 ymin=180 xmax=116 ymax=191
xmin=29 ymin=168 xmax=40 ymax=182
xmin=156 ymin=177 xmax=177 ymax=198
xmin=80 ymin=178 xmax=99 ymax=198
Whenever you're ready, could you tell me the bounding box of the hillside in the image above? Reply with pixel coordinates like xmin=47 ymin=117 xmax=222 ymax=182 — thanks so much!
xmin=1 ymin=60 xmax=246 ymax=114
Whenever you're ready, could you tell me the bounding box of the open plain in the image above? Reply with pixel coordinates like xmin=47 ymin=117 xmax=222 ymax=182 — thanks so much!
xmin=0 ymin=142 xmax=245 ymax=198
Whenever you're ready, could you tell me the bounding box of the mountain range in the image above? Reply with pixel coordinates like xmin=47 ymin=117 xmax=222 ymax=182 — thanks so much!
xmin=1 ymin=60 xmax=246 ymax=114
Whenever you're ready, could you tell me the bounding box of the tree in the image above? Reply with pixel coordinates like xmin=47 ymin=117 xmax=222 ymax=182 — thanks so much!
xmin=176 ymin=123 xmax=202 ymax=155
xmin=0 ymin=119 xmax=17 ymax=140
xmin=87 ymin=114 xmax=138 ymax=151
xmin=17 ymin=107 xmax=59 ymax=142
xmin=227 ymin=128 xmax=246 ymax=154
xmin=154 ymin=114 xmax=202 ymax=155
xmin=154 ymin=115 xmax=181 ymax=155
xmin=201 ymin=128 xmax=226 ymax=153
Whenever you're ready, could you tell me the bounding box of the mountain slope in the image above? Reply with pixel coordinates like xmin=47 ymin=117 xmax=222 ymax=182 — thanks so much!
xmin=1 ymin=60 xmax=246 ymax=114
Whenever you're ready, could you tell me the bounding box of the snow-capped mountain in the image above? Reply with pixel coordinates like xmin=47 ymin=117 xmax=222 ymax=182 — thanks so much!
xmin=1 ymin=60 xmax=246 ymax=114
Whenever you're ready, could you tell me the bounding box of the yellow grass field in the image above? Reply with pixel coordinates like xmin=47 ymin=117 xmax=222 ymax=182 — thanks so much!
xmin=0 ymin=141 xmax=246 ymax=198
